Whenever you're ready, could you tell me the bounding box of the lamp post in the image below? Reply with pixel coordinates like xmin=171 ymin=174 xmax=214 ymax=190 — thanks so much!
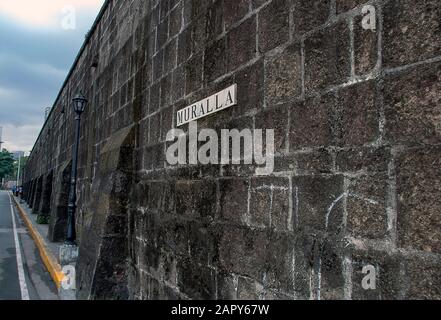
xmin=65 ymin=93 xmax=87 ymax=245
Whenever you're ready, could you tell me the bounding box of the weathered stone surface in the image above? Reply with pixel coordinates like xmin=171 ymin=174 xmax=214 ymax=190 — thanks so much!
xmin=265 ymin=44 xmax=302 ymax=104
xmin=293 ymin=175 xmax=345 ymax=233
xmin=264 ymin=231 xmax=295 ymax=294
xmin=185 ymin=53 xmax=203 ymax=94
xmin=223 ymin=0 xmax=250 ymax=30
xmin=217 ymin=273 xmax=237 ymax=299
xmin=23 ymin=0 xmax=441 ymax=301
xmin=206 ymin=0 xmax=223 ymax=41
xmin=293 ymin=0 xmax=331 ymax=33
xmin=403 ymin=257 xmax=441 ymax=299
xmin=258 ymin=0 xmax=290 ymax=53
xmin=169 ymin=3 xmax=182 ymax=38
xmin=295 ymin=149 xmax=333 ymax=174
xmin=339 ymin=80 xmax=379 ymax=146
xmin=175 ymin=180 xmax=217 ymax=218
xmin=351 ymin=250 xmax=403 ymax=300
xmin=237 ymin=277 xmax=264 ymax=299
xmin=204 ymin=38 xmax=227 ymax=82
xmin=219 ymin=178 xmax=249 ymax=224
xmin=227 ymin=17 xmax=257 ymax=71
xmin=396 ymin=147 xmax=441 ymax=253
xmin=255 ymin=104 xmax=289 ymax=154
xmin=354 ymin=11 xmax=378 ymax=75
xmin=289 ymin=93 xmax=336 ymax=149
xmin=177 ymin=258 xmax=217 ymax=299
xmin=347 ymin=174 xmax=388 ymax=239
xmin=336 ymin=147 xmax=390 ymax=173
xmin=219 ymin=226 xmax=267 ymax=280
xmin=235 ymin=59 xmax=264 ymax=115
xmin=384 ymin=63 xmax=441 ymax=146
xmin=383 ymin=0 xmax=441 ymax=68
xmin=304 ymin=21 xmax=351 ymax=93
xmin=336 ymin=0 xmax=368 ymax=13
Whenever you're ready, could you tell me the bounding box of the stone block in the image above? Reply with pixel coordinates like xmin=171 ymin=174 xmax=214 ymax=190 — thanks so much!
xmin=227 ymin=17 xmax=257 ymax=71
xmin=175 ymin=180 xmax=217 ymax=218
xmin=347 ymin=174 xmax=388 ymax=239
xmin=206 ymin=0 xmax=224 ymax=41
xmin=177 ymin=27 xmax=192 ymax=64
xmin=219 ymin=226 xmax=267 ymax=280
xmin=265 ymin=44 xmax=302 ymax=104
xmin=153 ymin=50 xmax=163 ymax=81
xmin=160 ymin=74 xmax=172 ymax=108
xmin=258 ymin=0 xmax=290 ymax=53
xmin=293 ymin=0 xmax=332 ymax=34
xmin=354 ymin=11 xmax=378 ymax=75
xmin=177 ymin=258 xmax=217 ymax=299
xmin=383 ymin=0 xmax=441 ymax=67
xmin=250 ymin=177 xmax=290 ymax=230
xmin=403 ymin=256 xmax=441 ymax=299
xmin=217 ymin=273 xmax=237 ymax=300
xmin=289 ymin=93 xmax=336 ymax=149
xmin=157 ymin=18 xmax=169 ymax=50
xmin=384 ymin=62 xmax=441 ymax=146
xmin=351 ymin=250 xmax=403 ymax=300
xmin=295 ymin=149 xmax=333 ymax=174
xmin=396 ymin=147 xmax=441 ymax=253
xmin=293 ymin=175 xmax=344 ymax=232
xmin=223 ymin=0 xmax=250 ymax=30
xmin=169 ymin=3 xmax=182 ymax=38
xmin=319 ymin=239 xmax=345 ymax=300
xmin=235 ymin=59 xmax=264 ymax=115
xmin=185 ymin=53 xmax=203 ymax=94
xmin=172 ymin=65 xmax=185 ymax=102
xmin=237 ymin=277 xmax=264 ymax=299
xmin=255 ymin=104 xmax=289 ymax=155
xmin=219 ymin=178 xmax=249 ymax=224
xmin=204 ymin=38 xmax=227 ymax=82
xmin=304 ymin=21 xmax=350 ymax=93
xmin=339 ymin=80 xmax=379 ymax=146
xmin=335 ymin=146 xmax=390 ymax=173
xmin=264 ymin=231 xmax=295 ymax=294
xmin=163 ymin=39 xmax=177 ymax=74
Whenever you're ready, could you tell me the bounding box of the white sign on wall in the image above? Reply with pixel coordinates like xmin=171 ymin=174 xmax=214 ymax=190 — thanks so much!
xmin=176 ymin=84 xmax=237 ymax=127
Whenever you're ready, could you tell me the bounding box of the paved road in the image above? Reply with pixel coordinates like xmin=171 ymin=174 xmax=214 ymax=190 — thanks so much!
xmin=0 ymin=191 xmax=58 ymax=300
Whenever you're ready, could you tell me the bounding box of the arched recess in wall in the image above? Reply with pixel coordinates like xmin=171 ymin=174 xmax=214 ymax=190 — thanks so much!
xmin=32 ymin=176 xmax=43 ymax=214
xmin=37 ymin=171 xmax=54 ymax=224
xmin=48 ymin=161 xmax=72 ymax=242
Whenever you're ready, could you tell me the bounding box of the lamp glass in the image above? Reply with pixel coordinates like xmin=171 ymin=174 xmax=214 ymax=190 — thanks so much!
xmin=72 ymin=93 xmax=87 ymax=113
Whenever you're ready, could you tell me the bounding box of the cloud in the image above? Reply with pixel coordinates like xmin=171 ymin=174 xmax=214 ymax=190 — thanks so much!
xmin=0 ymin=1 xmax=104 ymax=152
xmin=0 ymin=0 xmax=105 ymax=28
xmin=1 ymin=123 xmax=42 ymax=152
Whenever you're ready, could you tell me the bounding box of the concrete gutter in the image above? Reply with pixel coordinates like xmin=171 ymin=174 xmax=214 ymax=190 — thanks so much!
xmin=11 ymin=196 xmax=65 ymax=289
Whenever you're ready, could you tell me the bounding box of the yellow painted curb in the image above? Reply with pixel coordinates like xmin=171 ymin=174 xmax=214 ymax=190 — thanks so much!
xmin=12 ymin=196 xmax=65 ymax=289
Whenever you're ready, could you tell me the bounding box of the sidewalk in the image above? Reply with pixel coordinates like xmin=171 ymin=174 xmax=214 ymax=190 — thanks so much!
xmin=12 ymin=196 xmax=76 ymax=300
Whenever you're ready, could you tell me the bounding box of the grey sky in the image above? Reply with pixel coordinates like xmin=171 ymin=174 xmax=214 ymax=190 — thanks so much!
xmin=0 ymin=1 xmax=104 ymax=152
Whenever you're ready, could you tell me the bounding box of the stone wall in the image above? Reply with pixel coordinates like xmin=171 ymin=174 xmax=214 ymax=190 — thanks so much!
xmin=23 ymin=0 xmax=441 ymax=299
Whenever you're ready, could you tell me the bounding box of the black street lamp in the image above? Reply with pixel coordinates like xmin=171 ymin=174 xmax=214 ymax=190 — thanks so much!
xmin=65 ymin=93 xmax=87 ymax=245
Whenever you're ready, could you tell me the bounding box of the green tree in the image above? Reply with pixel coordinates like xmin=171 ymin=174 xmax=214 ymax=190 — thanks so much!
xmin=12 ymin=156 xmax=28 ymax=181
xmin=0 ymin=150 xmax=15 ymax=180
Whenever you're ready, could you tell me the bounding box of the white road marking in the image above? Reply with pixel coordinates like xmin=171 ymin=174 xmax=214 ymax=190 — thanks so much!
xmin=8 ymin=193 xmax=30 ymax=300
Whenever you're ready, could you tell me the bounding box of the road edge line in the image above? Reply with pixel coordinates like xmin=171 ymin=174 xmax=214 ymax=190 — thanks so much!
xmin=9 ymin=193 xmax=30 ymax=300
xmin=11 ymin=195 xmax=65 ymax=289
